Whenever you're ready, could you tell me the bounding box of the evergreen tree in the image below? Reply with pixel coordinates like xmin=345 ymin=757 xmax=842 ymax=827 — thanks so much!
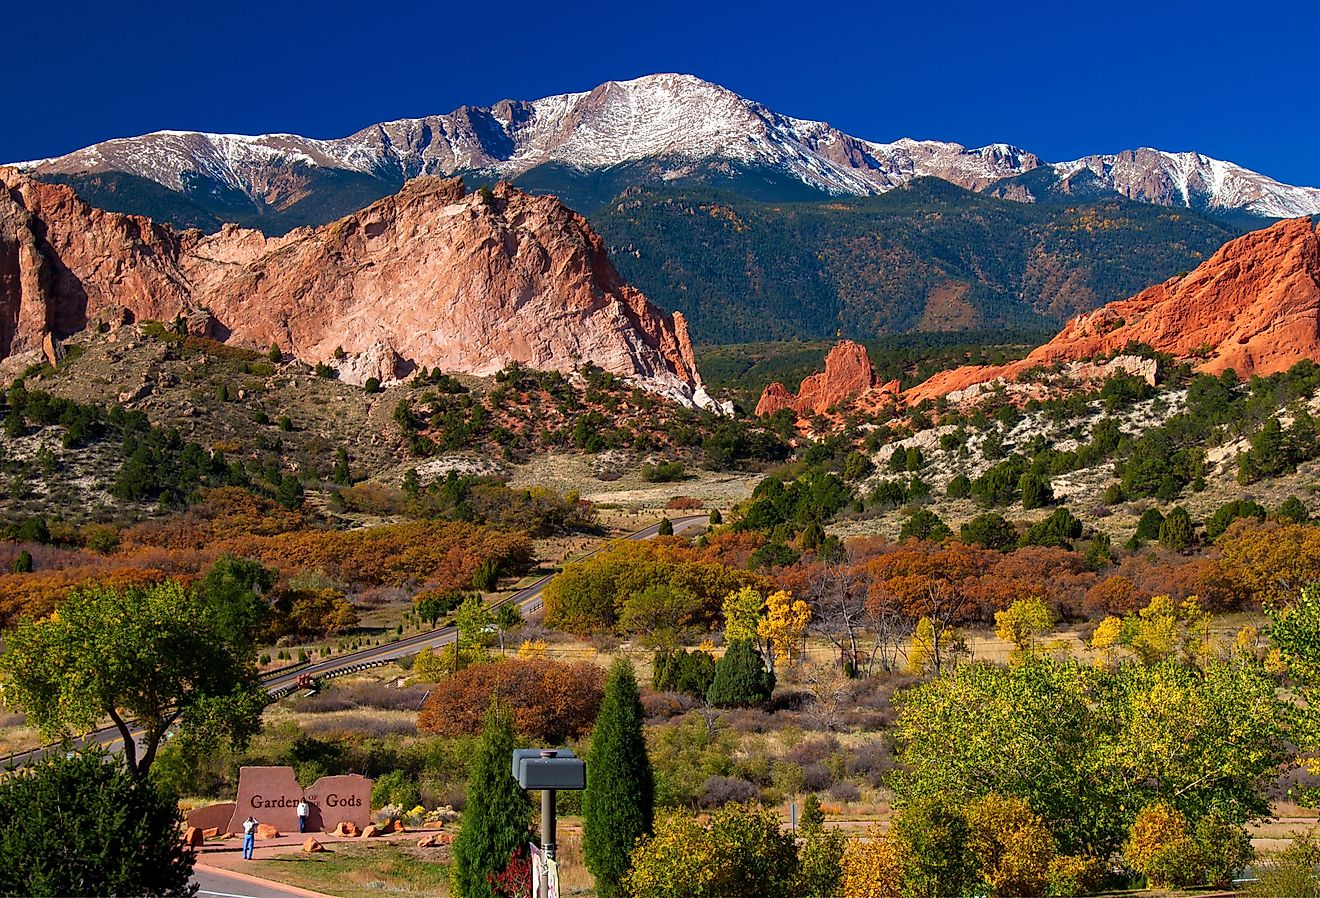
xmin=1159 ymin=506 xmax=1196 ymax=550
xmin=12 ymin=550 xmax=33 ymax=574
xmin=275 ymin=473 xmax=305 ymax=510
xmin=0 ymin=748 xmax=193 ymax=897
xmin=1018 ymin=472 xmax=1053 ymax=510
xmin=899 ymin=509 xmax=951 ymax=542
xmin=1128 ymin=506 xmax=1166 ymax=549
xmin=1020 ymin=507 xmax=1082 ymax=549
xmin=707 ymin=639 xmax=775 ymax=708
xmin=583 ymin=658 xmax=654 ymax=898
xmin=4 ymin=405 xmax=23 ymax=438
xmin=402 ymin=468 xmax=421 ymax=499
xmin=657 ymin=517 xmax=674 ymax=536
xmin=799 ymin=793 xmax=825 ymax=831
xmin=332 ymin=447 xmax=351 ymax=485
xmin=450 ymin=701 xmax=532 ymax=898
xmin=1277 ymin=495 xmax=1311 ymax=524
xmin=708 ymin=508 xmax=723 ymax=525
xmin=959 ymin=513 xmax=1018 ymax=550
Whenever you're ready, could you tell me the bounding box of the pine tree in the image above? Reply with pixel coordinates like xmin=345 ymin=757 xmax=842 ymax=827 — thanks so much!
xmin=450 ymin=701 xmax=532 ymax=898
xmin=332 ymin=447 xmax=351 ymax=485
xmin=275 ymin=474 xmax=305 ymax=510
xmin=706 ymin=639 xmax=775 ymax=708
xmin=657 ymin=518 xmax=674 ymax=536
xmin=12 ymin=550 xmax=32 ymax=574
xmin=583 ymin=658 xmax=654 ymax=898
xmin=1159 ymin=506 xmax=1195 ymax=550
xmin=799 ymin=793 xmax=825 ymax=831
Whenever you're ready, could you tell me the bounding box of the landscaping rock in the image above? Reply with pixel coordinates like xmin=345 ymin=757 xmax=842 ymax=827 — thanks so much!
xmin=255 ymin=823 xmax=280 ymax=839
xmin=361 ymin=824 xmax=381 ymax=838
xmin=333 ymin=821 xmax=359 ymax=838
xmin=183 ymin=826 xmax=204 ymax=848
xmin=302 ymin=838 xmax=325 ymax=853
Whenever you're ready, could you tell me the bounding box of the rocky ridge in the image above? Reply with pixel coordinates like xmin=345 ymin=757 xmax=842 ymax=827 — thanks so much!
xmin=0 ymin=168 xmax=721 ymax=410
xmin=906 ymin=217 xmax=1320 ymax=404
xmin=758 ymin=218 xmax=1320 ymax=416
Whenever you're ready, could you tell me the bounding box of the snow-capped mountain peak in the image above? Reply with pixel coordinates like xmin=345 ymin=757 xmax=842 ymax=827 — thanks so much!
xmin=10 ymin=74 xmax=1319 ymax=222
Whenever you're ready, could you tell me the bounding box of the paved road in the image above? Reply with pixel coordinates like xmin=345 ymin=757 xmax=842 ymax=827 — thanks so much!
xmin=194 ymin=865 xmax=328 ymax=898
xmin=3 ymin=515 xmax=708 ymax=768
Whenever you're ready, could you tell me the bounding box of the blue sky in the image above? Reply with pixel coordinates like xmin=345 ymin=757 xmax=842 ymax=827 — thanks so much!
xmin=6 ymin=0 xmax=1318 ymax=184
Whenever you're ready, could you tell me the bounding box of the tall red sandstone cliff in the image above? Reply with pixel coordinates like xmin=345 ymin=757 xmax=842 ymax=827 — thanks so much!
xmin=904 ymin=217 xmax=1320 ymax=404
xmin=754 ymin=340 xmax=898 ymax=417
xmin=0 ymin=167 xmax=721 ymax=410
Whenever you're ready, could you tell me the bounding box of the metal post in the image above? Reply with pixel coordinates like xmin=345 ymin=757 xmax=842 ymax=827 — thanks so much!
xmin=540 ymin=749 xmax=557 ymax=897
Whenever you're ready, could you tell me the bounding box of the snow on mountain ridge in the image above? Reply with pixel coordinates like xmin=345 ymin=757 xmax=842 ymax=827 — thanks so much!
xmin=1051 ymin=147 xmax=1320 ymax=218
xmin=11 ymin=73 xmax=1320 ymax=218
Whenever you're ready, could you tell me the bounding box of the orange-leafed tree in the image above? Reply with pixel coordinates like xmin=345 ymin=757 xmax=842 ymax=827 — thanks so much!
xmin=417 ymin=658 xmax=604 ymax=743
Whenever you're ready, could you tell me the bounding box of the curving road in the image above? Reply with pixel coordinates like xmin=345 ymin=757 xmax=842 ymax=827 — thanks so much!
xmin=3 ymin=515 xmax=708 ymax=769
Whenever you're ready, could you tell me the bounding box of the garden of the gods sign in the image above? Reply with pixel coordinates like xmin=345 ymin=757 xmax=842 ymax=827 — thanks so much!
xmin=224 ymin=766 xmax=372 ymax=833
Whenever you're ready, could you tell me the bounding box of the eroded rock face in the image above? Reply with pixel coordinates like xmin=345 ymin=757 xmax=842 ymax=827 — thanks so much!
xmin=755 ymin=340 xmax=881 ymax=417
xmin=0 ymin=168 xmax=719 ymax=410
xmin=905 ymin=218 xmax=1320 ymax=404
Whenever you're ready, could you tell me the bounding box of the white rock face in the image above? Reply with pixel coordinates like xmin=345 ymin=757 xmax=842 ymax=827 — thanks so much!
xmin=16 ymin=74 xmax=1318 ymax=218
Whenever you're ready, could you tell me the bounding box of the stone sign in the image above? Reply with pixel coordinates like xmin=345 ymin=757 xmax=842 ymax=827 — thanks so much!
xmin=186 ymin=802 xmax=236 ymax=834
xmin=225 ymin=767 xmax=372 ymax=834
xmin=304 ymin=774 xmax=372 ymax=832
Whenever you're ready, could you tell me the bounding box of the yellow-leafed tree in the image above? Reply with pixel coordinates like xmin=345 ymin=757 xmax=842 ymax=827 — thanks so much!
xmin=841 ymin=825 xmax=907 ymax=898
xmin=757 ymin=589 xmax=812 ymax=669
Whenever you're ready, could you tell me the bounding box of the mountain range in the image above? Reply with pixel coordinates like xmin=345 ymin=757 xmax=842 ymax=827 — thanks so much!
xmin=13 ymin=74 xmax=1320 ymax=235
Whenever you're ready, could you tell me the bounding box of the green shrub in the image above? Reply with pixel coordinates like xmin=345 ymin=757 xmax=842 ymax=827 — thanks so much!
xmin=707 ymin=640 xmax=774 ymax=708
xmin=1159 ymin=506 xmax=1195 ymax=550
xmin=946 ymin=474 xmax=972 ymax=499
xmin=0 ymin=749 xmax=194 ymax=897
xmin=1205 ymin=499 xmax=1266 ymax=539
xmin=900 ymin=509 xmax=951 ymax=542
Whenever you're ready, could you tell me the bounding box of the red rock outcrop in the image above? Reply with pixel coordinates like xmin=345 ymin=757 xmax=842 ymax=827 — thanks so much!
xmin=0 ymin=167 xmax=722 ymax=410
xmin=755 ymin=340 xmax=902 ymax=418
xmin=904 ymin=218 xmax=1320 ymax=404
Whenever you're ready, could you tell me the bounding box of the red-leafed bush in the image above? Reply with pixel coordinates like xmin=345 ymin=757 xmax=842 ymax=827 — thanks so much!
xmin=418 ymin=658 xmax=604 ymax=743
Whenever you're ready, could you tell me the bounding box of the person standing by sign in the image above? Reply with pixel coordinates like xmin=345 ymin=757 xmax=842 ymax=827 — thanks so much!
xmin=297 ymin=799 xmax=309 ymax=833
xmin=243 ymin=815 xmax=258 ymax=860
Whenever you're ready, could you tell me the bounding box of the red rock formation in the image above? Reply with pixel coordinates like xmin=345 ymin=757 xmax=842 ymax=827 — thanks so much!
xmin=754 ymin=381 xmax=796 ymax=417
xmin=755 ymin=340 xmax=897 ymax=418
xmin=0 ymin=168 xmax=721 ymax=410
xmin=905 ymin=217 xmax=1320 ymax=404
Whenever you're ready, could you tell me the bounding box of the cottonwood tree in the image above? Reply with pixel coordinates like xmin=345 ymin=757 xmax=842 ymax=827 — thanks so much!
xmin=802 ymin=562 xmax=873 ymax=674
xmin=0 ymin=578 xmax=266 ymax=778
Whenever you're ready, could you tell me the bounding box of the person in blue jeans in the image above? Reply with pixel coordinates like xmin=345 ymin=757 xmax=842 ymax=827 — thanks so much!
xmin=242 ymin=816 xmax=258 ymax=860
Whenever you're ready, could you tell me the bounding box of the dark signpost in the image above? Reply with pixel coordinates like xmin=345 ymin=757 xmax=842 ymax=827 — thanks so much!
xmin=512 ymin=748 xmax=586 ymax=897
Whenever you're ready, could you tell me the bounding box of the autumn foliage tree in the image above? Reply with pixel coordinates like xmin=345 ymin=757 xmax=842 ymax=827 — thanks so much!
xmin=623 ymin=804 xmax=800 ymax=898
xmin=417 ymin=659 xmax=604 ymax=743
xmin=841 ymin=826 xmax=908 ymax=898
